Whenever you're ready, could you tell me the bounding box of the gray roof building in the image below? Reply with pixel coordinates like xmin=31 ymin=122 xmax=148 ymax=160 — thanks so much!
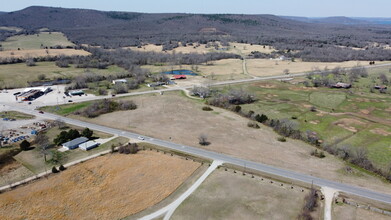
xmin=62 ymin=137 xmax=89 ymax=150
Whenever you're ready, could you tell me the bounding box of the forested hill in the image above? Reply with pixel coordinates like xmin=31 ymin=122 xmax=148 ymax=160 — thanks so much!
xmin=1 ymin=6 xmax=391 ymax=62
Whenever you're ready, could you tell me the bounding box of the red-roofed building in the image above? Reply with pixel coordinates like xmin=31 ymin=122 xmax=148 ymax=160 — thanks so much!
xmin=172 ymin=75 xmax=187 ymax=80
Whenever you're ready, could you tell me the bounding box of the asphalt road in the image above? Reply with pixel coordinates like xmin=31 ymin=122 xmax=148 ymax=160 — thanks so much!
xmin=4 ymin=105 xmax=391 ymax=205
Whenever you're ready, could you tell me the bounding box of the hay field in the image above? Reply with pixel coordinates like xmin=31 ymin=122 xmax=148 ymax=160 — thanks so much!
xmin=0 ymin=151 xmax=200 ymax=220
xmin=142 ymin=59 xmax=246 ymax=80
xmin=333 ymin=204 xmax=390 ymax=220
xmin=1 ymin=32 xmax=74 ymax=50
xmin=128 ymin=42 xmax=275 ymax=55
xmin=246 ymin=59 xmax=390 ymax=76
xmin=0 ymin=62 xmax=124 ymax=89
xmin=68 ymin=92 xmax=391 ymax=195
xmin=0 ymin=49 xmax=90 ymax=59
xmin=172 ymin=169 xmax=309 ymax=220
xmin=0 ymin=26 xmax=23 ymax=32
xmin=229 ymin=42 xmax=276 ymax=54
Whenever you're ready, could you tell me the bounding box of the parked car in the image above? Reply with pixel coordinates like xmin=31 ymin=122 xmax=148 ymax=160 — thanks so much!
xmin=138 ymin=136 xmax=145 ymax=140
xmin=68 ymin=100 xmax=73 ymax=103
xmin=38 ymin=111 xmax=44 ymax=114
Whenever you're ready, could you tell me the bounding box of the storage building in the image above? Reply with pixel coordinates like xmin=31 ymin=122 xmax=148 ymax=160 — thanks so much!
xmin=79 ymin=141 xmax=100 ymax=151
xmin=62 ymin=137 xmax=89 ymax=150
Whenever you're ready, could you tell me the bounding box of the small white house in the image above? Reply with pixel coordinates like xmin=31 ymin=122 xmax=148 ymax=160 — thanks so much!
xmin=112 ymin=79 xmax=127 ymax=85
xmin=79 ymin=141 xmax=100 ymax=151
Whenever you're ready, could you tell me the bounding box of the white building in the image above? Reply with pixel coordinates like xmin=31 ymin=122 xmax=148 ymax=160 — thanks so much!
xmin=79 ymin=140 xmax=100 ymax=151
xmin=112 ymin=79 xmax=127 ymax=84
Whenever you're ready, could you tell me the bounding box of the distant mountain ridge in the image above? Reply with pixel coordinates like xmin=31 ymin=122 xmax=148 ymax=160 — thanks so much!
xmin=284 ymin=16 xmax=391 ymax=25
xmin=1 ymin=6 xmax=391 ymax=50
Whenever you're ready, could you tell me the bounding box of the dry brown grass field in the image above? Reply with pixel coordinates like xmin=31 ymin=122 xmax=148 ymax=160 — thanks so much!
xmin=230 ymin=42 xmax=276 ymax=54
xmin=0 ymin=151 xmax=200 ymax=220
xmin=171 ymin=169 xmax=314 ymax=220
xmin=246 ymin=59 xmax=391 ymax=76
xmin=0 ymin=49 xmax=90 ymax=59
xmin=127 ymin=42 xmax=275 ymax=55
xmin=142 ymin=58 xmax=242 ymax=75
xmin=71 ymin=92 xmax=391 ymax=195
xmin=333 ymin=204 xmax=390 ymax=220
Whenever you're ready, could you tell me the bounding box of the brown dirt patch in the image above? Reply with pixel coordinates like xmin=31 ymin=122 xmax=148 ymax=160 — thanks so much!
xmin=0 ymin=151 xmax=200 ymax=220
xmin=255 ymin=83 xmax=277 ymax=88
xmin=359 ymin=107 xmax=376 ymax=115
xmin=333 ymin=119 xmax=366 ymax=133
xmin=370 ymin=128 xmax=391 ymax=136
xmin=309 ymin=120 xmax=320 ymax=125
xmin=334 ymin=118 xmax=367 ymax=126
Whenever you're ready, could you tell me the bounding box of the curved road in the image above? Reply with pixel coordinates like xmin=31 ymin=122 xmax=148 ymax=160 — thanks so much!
xmin=3 ymin=105 xmax=391 ymax=205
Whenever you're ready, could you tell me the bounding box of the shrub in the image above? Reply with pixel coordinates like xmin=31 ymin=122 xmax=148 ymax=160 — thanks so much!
xmin=255 ymin=114 xmax=268 ymax=123
xmin=247 ymin=121 xmax=260 ymax=129
xmin=118 ymin=143 xmax=138 ymax=154
xmin=291 ymin=116 xmax=298 ymax=120
xmin=80 ymin=99 xmax=137 ymax=118
xmin=202 ymin=106 xmax=213 ymax=111
xmin=59 ymin=165 xmax=66 ymax=171
xmin=198 ymin=134 xmax=210 ymax=146
xmin=19 ymin=140 xmax=31 ymax=151
xmin=52 ymin=166 xmax=59 ymax=173
xmin=98 ymin=88 xmax=108 ymax=95
xmin=311 ymin=149 xmax=325 ymax=158
xmin=277 ymin=137 xmax=286 ymax=142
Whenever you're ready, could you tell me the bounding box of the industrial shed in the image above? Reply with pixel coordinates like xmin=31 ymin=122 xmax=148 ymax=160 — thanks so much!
xmin=79 ymin=141 xmax=100 ymax=151
xmin=62 ymin=137 xmax=89 ymax=150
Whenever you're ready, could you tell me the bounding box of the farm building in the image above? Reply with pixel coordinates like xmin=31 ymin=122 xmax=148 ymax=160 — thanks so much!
xmin=69 ymin=90 xmax=84 ymax=96
xmin=112 ymin=79 xmax=127 ymax=84
xmin=172 ymin=75 xmax=187 ymax=80
xmin=331 ymin=82 xmax=351 ymax=89
xmin=79 ymin=141 xmax=100 ymax=151
xmin=62 ymin=137 xmax=89 ymax=150
xmin=18 ymin=87 xmax=52 ymax=101
xmin=147 ymin=82 xmax=166 ymax=87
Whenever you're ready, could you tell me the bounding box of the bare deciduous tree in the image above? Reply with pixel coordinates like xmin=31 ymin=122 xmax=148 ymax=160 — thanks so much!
xmin=198 ymin=134 xmax=210 ymax=146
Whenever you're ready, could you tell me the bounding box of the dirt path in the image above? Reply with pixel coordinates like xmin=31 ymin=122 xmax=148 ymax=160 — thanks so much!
xmin=139 ymin=160 xmax=223 ymax=220
xmin=322 ymin=187 xmax=339 ymax=220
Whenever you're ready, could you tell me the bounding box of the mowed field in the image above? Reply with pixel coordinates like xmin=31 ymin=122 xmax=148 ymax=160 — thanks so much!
xmin=171 ymin=169 xmax=312 ymax=220
xmin=0 ymin=49 xmax=90 ymax=59
xmin=128 ymin=42 xmax=275 ymax=55
xmin=1 ymin=32 xmax=74 ymax=50
xmin=142 ymin=58 xmax=248 ymax=80
xmin=0 ymin=151 xmax=200 ymax=220
xmin=0 ymin=62 xmax=125 ymax=88
xmin=236 ymin=77 xmax=391 ymax=169
xmin=57 ymin=92 xmax=391 ymax=195
xmin=246 ymin=59 xmax=391 ymax=76
xmin=0 ymin=31 xmax=90 ymax=59
xmin=333 ymin=203 xmax=390 ymax=220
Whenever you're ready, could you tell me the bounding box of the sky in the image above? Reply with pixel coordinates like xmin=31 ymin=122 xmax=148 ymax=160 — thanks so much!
xmin=1 ymin=0 xmax=390 ymax=17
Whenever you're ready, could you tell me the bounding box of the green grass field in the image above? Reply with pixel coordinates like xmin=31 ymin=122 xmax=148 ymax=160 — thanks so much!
xmin=41 ymin=102 xmax=93 ymax=116
xmin=309 ymin=92 xmax=346 ymax=109
xmin=1 ymin=32 xmax=74 ymax=50
xmin=0 ymin=111 xmax=35 ymax=120
xmin=0 ymin=62 xmax=126 ymax=89
xmin=227 ymin=73 xmax=391 ymax=168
